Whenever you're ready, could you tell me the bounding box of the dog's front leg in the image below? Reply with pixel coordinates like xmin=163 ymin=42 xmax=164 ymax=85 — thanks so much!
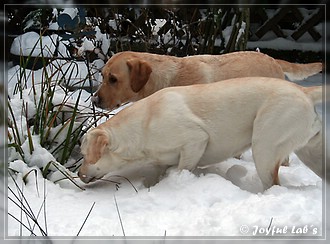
xmin=177 ymin=134 xmax=209 ymax=171
xmin=142 ymin=164 xmax=171 ymax=188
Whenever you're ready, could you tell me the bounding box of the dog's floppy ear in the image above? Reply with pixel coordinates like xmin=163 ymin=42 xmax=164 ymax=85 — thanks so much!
xmin=127 ymin=58 xmax=152 ymax=93
xmin=83 ymin=129 xmax=109 ymax=164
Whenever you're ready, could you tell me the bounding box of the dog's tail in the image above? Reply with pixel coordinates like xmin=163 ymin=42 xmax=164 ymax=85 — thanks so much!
xmin=303 ymin=86 xmax=323 ymax=104
xmin=276 ymin=59 xmax=322 ymax=81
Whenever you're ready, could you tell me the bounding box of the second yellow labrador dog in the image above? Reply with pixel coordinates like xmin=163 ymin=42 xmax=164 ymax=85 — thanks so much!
xmin=92 ymin=51 xmax=322 ymax=110
xmin=79 ymin=77 xmax=322 ymax=191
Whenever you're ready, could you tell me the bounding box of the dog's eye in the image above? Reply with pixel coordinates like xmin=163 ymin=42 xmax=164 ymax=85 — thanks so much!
xmin=109 ymin=75 xmax=117 ymax=84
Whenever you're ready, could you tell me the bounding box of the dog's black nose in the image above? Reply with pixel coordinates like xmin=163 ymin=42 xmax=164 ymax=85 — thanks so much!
xmin=78 ymin=171 xmax=91 ymax=184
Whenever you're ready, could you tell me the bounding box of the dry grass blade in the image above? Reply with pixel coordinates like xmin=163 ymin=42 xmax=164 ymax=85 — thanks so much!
xmin=8 ymin=212 xmax=37 ymax=236
xmin=8 ymin=171 xmax=48 ymax=236
xmin=22 ymin=169 xmax=39 ymax=197
xmin=76 ymin=202 xmax=96 ymax=236
xmin=108 ymin=175 xmax=138 ymax=193
xmin=50 ymin=161 xmax=85 ymax=191
xmin=114 ymin=195 xmax=125 ymax=237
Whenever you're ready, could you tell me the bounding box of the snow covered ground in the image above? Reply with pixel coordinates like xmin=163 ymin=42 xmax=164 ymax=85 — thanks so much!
xmin=4 ymin=8 xmax=328 ymax=242
xmin=7 ymin=152 xmax=323 ymax=238
xmin=5 ymin=66 xmax=326 ymax=240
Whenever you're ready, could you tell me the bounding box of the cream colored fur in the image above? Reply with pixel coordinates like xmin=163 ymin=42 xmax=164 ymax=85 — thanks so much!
xmin=79 ymin=77 xmax=322 ymax=191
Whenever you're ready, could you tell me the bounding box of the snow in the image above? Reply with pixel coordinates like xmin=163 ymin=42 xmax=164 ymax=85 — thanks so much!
xmin=247 ymin=37 xmax=323 ymax=52
xmin=7 ymin=156 xmax=323 ymax=237
xmin=61 ymin=8 xmax=79 ymax=20
xmin=93 ymin=26 xmax=109 ymax=57
xmin=77 ymin=37 xmax=95 ymax=56
xmin=8 ymin=60 xmax=101 ymax=91
xmin=20 ymin=135 xmax=57 ymax=169
xmin=5 ymin=8 xmax=326 ymax=240
xmin=10 ymin=32 xmax=70 ymax=58
xmin=236 ymin=21 xmax=246 ymax=44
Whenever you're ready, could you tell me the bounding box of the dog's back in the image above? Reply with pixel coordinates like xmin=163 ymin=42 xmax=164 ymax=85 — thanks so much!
xmin=144 ymin=77 xmax=322 ymax=189
xmin=80 ymin=77 xmax=322 ymax=190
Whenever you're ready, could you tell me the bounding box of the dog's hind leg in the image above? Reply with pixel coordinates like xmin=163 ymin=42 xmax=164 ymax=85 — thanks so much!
xmin=251 ymin=116 xmax=302 ymax=190
xmin=295 ymin=130 xmax=323 ymax=178
xmin=281 ymin=157 xmax=290 ymax=166
xmin=251 ymin=97 xmax=320 ymax=191
xmin=252 ymin=143 xmax=284 ymax=191
xmin=272 ymin=161 xmax=281 ymax=185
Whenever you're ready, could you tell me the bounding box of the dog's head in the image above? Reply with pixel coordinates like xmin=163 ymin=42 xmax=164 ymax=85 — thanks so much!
xmin=92 ymin=52 xmax=152 ymax=110
xmin=78 ymin=128 xmax=124 ymax=184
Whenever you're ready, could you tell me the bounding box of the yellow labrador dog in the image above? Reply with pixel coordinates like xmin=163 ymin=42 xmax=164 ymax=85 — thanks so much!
xmin=79 ymin=77 xmax=322 ymax=190
xmin=92 ymin=51 xmax=322 ymax=110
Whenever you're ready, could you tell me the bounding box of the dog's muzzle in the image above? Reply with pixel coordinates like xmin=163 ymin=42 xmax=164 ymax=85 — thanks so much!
xmin=78 ymin=171 xmax=95 ymax=184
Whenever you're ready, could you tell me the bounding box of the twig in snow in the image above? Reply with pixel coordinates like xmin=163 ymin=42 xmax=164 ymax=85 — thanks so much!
xmin=8 ymin=171 xmax=48 ymax=236
xmin=108 ymin=175 xmax=138 ymax=193
xmin=8 ymin=212 xmax=37 ymax=236
xmin=114 ymin=194 xmax=126 ymax=236
xmin=76 ymin=202 xmax=96 ymax=236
